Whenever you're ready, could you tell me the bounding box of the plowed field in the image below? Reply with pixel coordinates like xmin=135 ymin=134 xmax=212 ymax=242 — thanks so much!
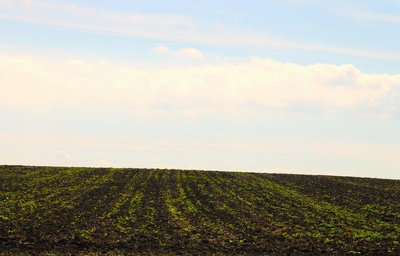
xmin=1 ymin=165 xmax=400 ymax=255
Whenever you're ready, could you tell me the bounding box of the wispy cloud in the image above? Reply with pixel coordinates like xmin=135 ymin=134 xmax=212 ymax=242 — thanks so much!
xmin=344 ymin=10 xmax=400 ymax=24
xmin=0 ymin=0 xmax=399 ymax=61
xmin=0 ymin=0 xmax=194 ymax=39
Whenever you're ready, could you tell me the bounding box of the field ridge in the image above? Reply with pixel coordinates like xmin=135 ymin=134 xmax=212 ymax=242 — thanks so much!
xmin=1 ymin=165 xmax=400 ymax=255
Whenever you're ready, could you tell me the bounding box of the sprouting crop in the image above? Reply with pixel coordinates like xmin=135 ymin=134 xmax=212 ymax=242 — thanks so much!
xmin=1 ymin=165 xmax=400 ymax=255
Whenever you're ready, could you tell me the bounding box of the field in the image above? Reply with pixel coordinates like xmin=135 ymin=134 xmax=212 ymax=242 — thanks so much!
xmin=1 ymin=165 xmax=400 ymax=255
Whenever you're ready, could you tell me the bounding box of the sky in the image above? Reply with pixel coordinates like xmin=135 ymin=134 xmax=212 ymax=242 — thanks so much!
xmin=0 ymin=0 xmax=399 ymax=179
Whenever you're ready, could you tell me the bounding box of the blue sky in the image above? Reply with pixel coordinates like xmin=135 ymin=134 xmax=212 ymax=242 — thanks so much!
xmin=0 ymin=0 xmax=399 ymax=178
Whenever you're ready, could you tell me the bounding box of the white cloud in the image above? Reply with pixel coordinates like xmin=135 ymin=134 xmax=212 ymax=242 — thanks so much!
xmin=153 ymin=45 xmax=170 ymax=54
xmin=176 ymin=48 xmax=203 ymax=59
xmin=1 ymin=54 xmax=399 ymax=118
xmin=65 ymin=59 xmax=93 ymax=76
xmin=153 ymin=46 xmax=203 ymax=59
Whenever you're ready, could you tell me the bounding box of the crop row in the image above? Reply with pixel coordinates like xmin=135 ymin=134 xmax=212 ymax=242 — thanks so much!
xmin=1 ymin=165 xmax=400 ymax=255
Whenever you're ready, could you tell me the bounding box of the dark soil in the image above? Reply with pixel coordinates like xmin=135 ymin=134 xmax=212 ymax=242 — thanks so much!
xmin=1 ymin=165 xmax=400 ymax=255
